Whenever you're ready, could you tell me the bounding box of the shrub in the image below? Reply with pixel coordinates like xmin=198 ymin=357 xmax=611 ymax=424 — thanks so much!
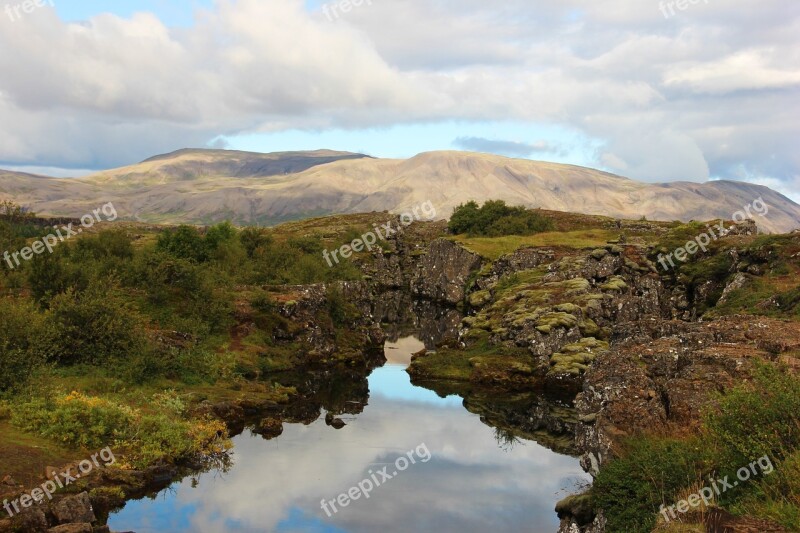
xmin=706 ymin=364 xmax=800 ymax=468
xmin=449 ymin=200 xmax=554 ymax=237
xmin=326 ymin=285 xmax=358 ymax=327
xmin=592 ymin=436 xmax=711 ymax=533
xmin=0 ymin=298 xmax=44 ymax=392
xmin=239 ymin=227 xmax=273 ymax=258
xmin=39 ymin=282 xmax=149 ymax=366
xmin=11 ymin=391 xmax=230 ymax=468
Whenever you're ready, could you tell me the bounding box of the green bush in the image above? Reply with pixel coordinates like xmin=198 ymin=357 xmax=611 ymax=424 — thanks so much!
xmin=449 ymin=200 xmax=554 ymax=237
xmin=11 ymin=392 xmax=135 ymax=449
xmin=11 ymin=391 xmax=229 ymax=468
xmin=706 ymin=364 xmax=800 ymax=468
xmin=0 ymin=298 xmax=45 ymax=392
xmin=326 ymin=285 xmax=358 ymax=327
xmin=157 ymin=222 xmax=241 ymax=264
xmin=39 ymin=282 xmax=149 ymax=366
xmin=592 ymin=436 xmax=711 ymax=533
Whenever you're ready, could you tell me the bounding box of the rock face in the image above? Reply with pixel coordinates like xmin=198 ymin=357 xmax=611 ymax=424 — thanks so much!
xmin=411 ymin=239 xmax=483 ymax=305
xmin=52 ymin=493 xmax=96 ymax=524
xmin=272 ymin=281 xmax=387 ymax=363
xmin=575 ymin=316 xmax=800 ymax=475
xmin=393 ymin=221 xmax=800 ymax=532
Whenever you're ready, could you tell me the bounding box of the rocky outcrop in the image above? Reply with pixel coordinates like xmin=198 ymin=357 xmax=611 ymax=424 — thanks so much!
xmin=411 ymin=239 xmax=483 ymax=305
xmin=273 ymin=281 xmax=386 ymax=362
xmin=575 ymin=316 xmax=800 ymax=475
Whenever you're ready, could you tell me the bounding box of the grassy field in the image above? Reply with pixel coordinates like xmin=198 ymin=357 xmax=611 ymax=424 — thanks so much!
xmin=450 ymin=230 xmax=621 ymax=259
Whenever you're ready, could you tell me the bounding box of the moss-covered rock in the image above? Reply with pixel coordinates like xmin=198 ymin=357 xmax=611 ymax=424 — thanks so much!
xmin=536 ymin=312 xmax=579 ymax=332
xmin=468 ymin=290 xmax=492 ymax=307
xmin=600 ymin=276 xmax=628 ymax=291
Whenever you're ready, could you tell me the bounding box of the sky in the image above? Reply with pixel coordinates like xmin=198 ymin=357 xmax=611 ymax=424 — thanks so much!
xmin=0 ymin=0 xmax=798 ymax=199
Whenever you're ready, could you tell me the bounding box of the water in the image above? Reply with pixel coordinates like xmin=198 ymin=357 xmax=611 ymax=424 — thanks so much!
xmin=108 ymin=336 xmax=590 ymax=533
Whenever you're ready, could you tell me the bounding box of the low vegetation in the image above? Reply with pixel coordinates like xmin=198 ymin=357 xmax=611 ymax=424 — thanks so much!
xmin=448 ymin=200 xmax=555 ymax=237
xmin=0 ymin=202 xmax=378 ymax=472
xmin=593 ymin=365 xmax=800 ymax=532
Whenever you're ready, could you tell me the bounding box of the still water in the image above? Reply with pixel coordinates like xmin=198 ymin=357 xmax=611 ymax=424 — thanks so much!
xmin=108 ymin=336 xmax=589 ymax=533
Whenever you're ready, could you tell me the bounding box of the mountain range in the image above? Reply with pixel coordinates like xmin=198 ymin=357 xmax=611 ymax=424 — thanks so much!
xmin=1 ymin=149 xmax=799 ymax=233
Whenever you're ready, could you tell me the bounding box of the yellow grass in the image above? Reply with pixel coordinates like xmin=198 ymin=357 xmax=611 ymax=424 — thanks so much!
xmin=451 ymin=230 xmax=619 ymax=260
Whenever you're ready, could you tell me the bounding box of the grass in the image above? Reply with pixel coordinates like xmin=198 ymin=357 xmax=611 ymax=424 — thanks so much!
xmin=451 ymin=230 xmax=620 ymax=260
xmin=0 ymin=421 xmax=81 ymax=488
xmin=408 ymin=333 xmax=535 ymax=384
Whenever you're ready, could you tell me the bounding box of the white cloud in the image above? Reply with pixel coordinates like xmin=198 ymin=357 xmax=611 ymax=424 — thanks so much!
xmin=0 ymin=0 xmax=797 ymax=196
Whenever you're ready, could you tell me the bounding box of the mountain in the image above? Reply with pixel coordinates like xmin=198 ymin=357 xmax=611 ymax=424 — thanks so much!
xmin=1 ymin=149 xmax=799 ymax=232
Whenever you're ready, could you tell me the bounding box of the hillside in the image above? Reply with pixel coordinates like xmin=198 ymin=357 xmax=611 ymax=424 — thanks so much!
xmin=1 ymin=149 xmax=799 ymax=232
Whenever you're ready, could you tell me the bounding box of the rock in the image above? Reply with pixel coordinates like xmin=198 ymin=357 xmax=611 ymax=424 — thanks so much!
xmin=411 ymin=239 xmax=483 ymax=305
xmin=11 ymin=506 xmax=48 ymax=532
xmin=324 ymin=413 xmax=346 ymax=429
xmin=718 ymin=273 xmax=749 ymax=305
xmin=52 ymin=492 xmax=95 ymax=525
xmin=47 ymin=524 xmax=93 ymax=533
xmin=254 ymin=417 xmax=284 ymax=439
xmin=555 ymin=494 xmax=595 ymax=527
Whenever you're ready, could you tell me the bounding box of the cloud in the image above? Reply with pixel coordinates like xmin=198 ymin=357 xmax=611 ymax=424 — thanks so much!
xmin=110 ymin=393 xmax=588 ymax=533
xmin=453 ymin=137 xmax=568 ymax=158
xmin=0 ymin=0 xmax=797 ymax=197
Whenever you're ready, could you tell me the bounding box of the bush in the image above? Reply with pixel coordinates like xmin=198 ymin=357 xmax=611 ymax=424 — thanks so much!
xmin=326 ymin=285 xmax=358 ymax=327
xmin=449 ymin=200 xmax=554 ymax=237
xmin=0 ymin=298 xmax=45 ymax=392
xmin=11 ymin=391 xmax=229 ymax=468
xmin=39 ymin=282 xmax=149 ymax=366
xmin=129 ymin=251 xmax=233 ymax=337
xmin=157 ymin=223 xmax=240 ymax=264
xmin=12 ymin=391 xmax=135 ymax=449
xmin=592 ymin=436 xmax=711 ymax=533
xmin=706 ymin=364 xmax=800 ymax=468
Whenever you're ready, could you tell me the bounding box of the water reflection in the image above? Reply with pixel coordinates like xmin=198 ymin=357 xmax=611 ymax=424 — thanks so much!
xmin=108 ymin=310 xmax=589 ymax=533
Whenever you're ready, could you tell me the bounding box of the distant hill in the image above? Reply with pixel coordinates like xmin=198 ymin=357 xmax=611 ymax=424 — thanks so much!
xmin=1 ymin=149 xmax=799 ymax=232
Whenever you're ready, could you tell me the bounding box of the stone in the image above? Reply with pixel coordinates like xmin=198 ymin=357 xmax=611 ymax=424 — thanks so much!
xmin=52 ymin=492 xmax=96 ymax=525
xmin=254 ymin=417 xmax=284 ymax=439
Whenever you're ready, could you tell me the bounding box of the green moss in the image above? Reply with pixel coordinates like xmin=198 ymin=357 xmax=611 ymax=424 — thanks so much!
xmin=554 ymin=302 xmax=581 ymax=314
xmin=547 ymin=338 xmax=608 ymax=375
xmin=469 ymin=290 xmax=492 ymax=307
xmin=561 ymin=278 xmax=591 ymax=294
xmin=600 ymin=276 xmax=628 ymax=291
xmin=536 ymin=312 xmax=579 ymax=331
xmin=579 ymin=318 xmax=601 ymax=337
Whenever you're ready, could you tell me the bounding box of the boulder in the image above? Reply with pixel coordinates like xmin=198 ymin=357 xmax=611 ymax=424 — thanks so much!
xmin=52 ymin=493 xmax=95 ymax=525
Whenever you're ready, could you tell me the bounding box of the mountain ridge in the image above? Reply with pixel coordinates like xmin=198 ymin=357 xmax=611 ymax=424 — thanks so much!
xmin=1 ymin=149 xmax=798 ymax=232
